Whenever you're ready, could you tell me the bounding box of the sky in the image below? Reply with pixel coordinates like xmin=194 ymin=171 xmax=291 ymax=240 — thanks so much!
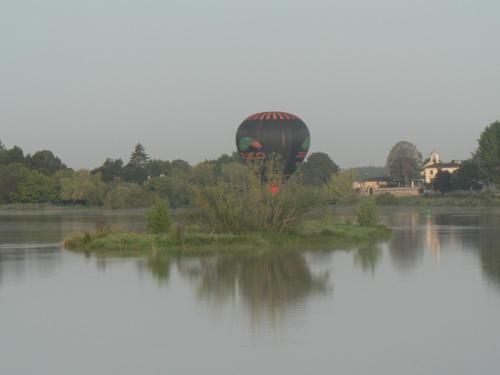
xmin=1 ymin=0 xmax=499 ymax=170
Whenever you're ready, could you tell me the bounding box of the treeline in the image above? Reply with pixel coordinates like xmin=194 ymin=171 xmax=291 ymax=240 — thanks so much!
xmin=430 ymin=121 xmax=500 ymax=193
xmin=0 ymin=141 xmax=342 ymax=208
xmin=384 ymin=121 xmax=500 ymax=192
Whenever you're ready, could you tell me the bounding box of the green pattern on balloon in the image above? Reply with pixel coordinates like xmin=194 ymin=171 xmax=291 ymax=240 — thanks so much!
xmin=239 ymin=137 xmax=262 ymax=151
xmin=301 ymin=137 xmax=310 ymax=150
xmin=239 ymin=137 xmax=254 ymax=151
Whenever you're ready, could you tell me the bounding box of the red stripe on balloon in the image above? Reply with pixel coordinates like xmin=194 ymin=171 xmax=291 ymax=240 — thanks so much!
xmin=245 ymin=112 xmax=302 ymax=121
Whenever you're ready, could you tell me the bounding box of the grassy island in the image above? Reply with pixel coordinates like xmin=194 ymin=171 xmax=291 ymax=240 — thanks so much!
xmin=64 ymin=163 xmax=392 ymax=255
xmin=64 ymin=221 xmax=392 ymax=255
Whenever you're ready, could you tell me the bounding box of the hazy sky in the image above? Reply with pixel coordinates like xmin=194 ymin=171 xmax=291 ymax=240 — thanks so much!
xmin=1 ymin=0 xmax=499 ymax=169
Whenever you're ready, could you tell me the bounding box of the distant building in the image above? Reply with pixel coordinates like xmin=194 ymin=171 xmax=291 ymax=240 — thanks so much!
xmin=354 ymin=177 xmax=390 ymax=195
xmin=421 ymin=151 xmax=461 ymax=184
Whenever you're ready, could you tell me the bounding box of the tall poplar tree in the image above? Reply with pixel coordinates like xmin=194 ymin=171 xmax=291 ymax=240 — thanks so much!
xmin=475 ymin=121 xmax=500 ymax=187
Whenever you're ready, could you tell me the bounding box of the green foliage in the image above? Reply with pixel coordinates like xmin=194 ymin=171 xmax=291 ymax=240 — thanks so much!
xmin=191 ymin=162 xmax=215 ymax=186
xmin=123 ymin=164 xmax=149 ymax=185
xmin=432 ymin=170 xmax=454 ymax=194
xmin=210 ymin=152 xmax=242 ymax=176
xmin=64 ymin=221 xmax=391 ymax=253
xmin=386 ymin=141 xmax=422 ymax=185
xmin=122 ymin=143 xmax=150 ymax=184
xmin=103 ymin=183 xmax=157 ymax=209
xmin=169 ymin=159 xmax=192 ymax=178
xmin=145 ymin=159 xmax=171 ymax=178
xmin=475 ymin=121 xmax=500 ymax=187
xmin=356 ymin=199 xmax=380 ymax=227
xmin=451 ymin=159 xmax=482 ymax=191
xmin=10 ymin=169 xmax=58 ymax=203
xmin=0 ymin=146 xmax=25 ymax=165
xmin=147 ymin=175 xmax=192 ymax=208
xmin=147 ymin=200 xmax=172 ymax=234
xmin=324 ymin=169 xmax=358 ymax=204
xmin=0 ymin=164 xmax=26 ymax=203
xmin=353 ymin=166 xmax=389 ymax=180
xmin=59 ymin=170 xmax=108 ymax=205
xmin=0 ymin=164 xmax=58 ymax=203
xmin=193 ymin=162 xmax=322 ymax=233
xmin=298 ymin=152 xmax=340 ymax=186
xmin=129 ymin=143 xmax=149 ymax=167
xmin=92 ymin=158 xmax=124 ymax=183
xmin=26 ymin=150 xmax=67 ymax=175
xmin=375 ymin=192 xmax=399 ymax=206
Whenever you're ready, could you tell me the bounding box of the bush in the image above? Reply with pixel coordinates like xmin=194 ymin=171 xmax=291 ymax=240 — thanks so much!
xmin=147 ymin=200 xmax=172 ymax=234
xmin=323 ymin=169 xmax=358 ymax=204
xmin=375 ymin=192 xmax=399 ymax=206
xmin=147 ymin=175 xmax=192 ymax=208
xmin=193 ymin=161 xmax=322 ymax=233
xmin=357 ymin=199 xmax=379 ymax=227
xmin=103 ymin=183 xmax=157 ymax=208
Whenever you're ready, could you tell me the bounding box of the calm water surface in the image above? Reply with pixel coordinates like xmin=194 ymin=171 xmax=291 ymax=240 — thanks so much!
xmin=1 ymin=208 xmax=499 ymax=374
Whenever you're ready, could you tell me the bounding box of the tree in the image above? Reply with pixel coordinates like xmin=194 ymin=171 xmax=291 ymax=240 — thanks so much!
xmin=191 ymin=161 xmax=322 ymax=233
xmin=147 ymin=175 xmax=192 ymax=208
xmin=0 ymin=164 xmax=58 ymax=203
xmin=145 ymin=159 xmax=170 ymax=178
xmin=0 ymin=146 xmax=25 ymax=165
xmin=103 ymin=183 xmax=156 ymax=209
xmin=93 ymin=158 xmax=124 ymax=183
xmin=452 ymin=159 xmax=482 ymax=191
xmin=129 ymin=143 xmax=149 ymax=167
xmin=147 ymin=200 xmax=172 ymax=234
xmin=0 ymin=164 xmax=31 ymax=203
xmin=475 ymin=121 xmax=500 ymax=187
xmin=191 ymin=162 xmax=215 ymax=186
xmin=125 ymin=144 xmax=151 ymax=184
xmin=299 ymin=152 xmax=340 ymax=186
xmin=211 ymin=152 xmax=242 ymax=176
xmin=324 ymin=169 xmax=358 ymax=204
xmin=11 ymin=170 xmax=58 ymax=203
xmin=357 ymin=199 xmax=379 ymax=227
xmin=386 ymin=141 xmax=422 ymax=186
xmin=432 ymin=170 xmax=453 ymax=194
xmin=59 ymin=170 xmax=107 ymax=205
xmin=26 ymin=150 xmax=67 ymax=175
xmin=170 ymin=159 xmax=191 ymax=178
xmin=123 ymin=164 xmax=149 ymax=185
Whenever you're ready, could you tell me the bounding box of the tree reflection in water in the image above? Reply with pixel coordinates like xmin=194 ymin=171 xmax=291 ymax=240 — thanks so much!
xmin=176 ymin=252 xmax=329 ymax=323
xmin=475 ymin=214 xmax=500 ymax=289
xmin=353 ymin=243 xmax=383 ymax=275
xmin=136 ymin=254 xmax=173 ymax=284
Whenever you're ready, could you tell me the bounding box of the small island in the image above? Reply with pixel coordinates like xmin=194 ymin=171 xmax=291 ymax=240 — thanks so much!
xmin=64 ymin=217 xmax=392 ymax=255
xmin=64 ymin=164 xmax=392 ymax=255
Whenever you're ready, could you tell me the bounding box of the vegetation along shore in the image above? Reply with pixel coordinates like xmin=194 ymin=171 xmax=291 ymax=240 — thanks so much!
xmin=64 ymin=166 xmax=391 ymax=255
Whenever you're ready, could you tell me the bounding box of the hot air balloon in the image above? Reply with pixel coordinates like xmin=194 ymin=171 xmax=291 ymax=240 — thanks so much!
xmin=235 ymin=111 xmax=310 ymax=177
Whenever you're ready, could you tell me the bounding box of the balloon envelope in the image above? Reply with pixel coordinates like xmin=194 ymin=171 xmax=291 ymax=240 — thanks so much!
xmin=236 ymin=112 xmax=310 ymax=176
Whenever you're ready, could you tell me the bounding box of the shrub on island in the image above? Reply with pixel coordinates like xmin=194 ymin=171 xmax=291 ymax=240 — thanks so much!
xmin=357 ymin=199 xmax=380 ymax=227
xmin=147 ymin=199 xmax=172 ymax=234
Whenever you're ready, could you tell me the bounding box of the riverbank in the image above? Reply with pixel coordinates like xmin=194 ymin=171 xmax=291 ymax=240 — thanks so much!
xmin=375 ymin=193 xmax=500 ymax=207
xmin=64 ymin=221 xmax=392 ymax=255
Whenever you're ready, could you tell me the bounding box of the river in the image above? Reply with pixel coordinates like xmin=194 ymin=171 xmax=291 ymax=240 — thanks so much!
xmin=0 ymin=208 xmax=499 ymax=374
